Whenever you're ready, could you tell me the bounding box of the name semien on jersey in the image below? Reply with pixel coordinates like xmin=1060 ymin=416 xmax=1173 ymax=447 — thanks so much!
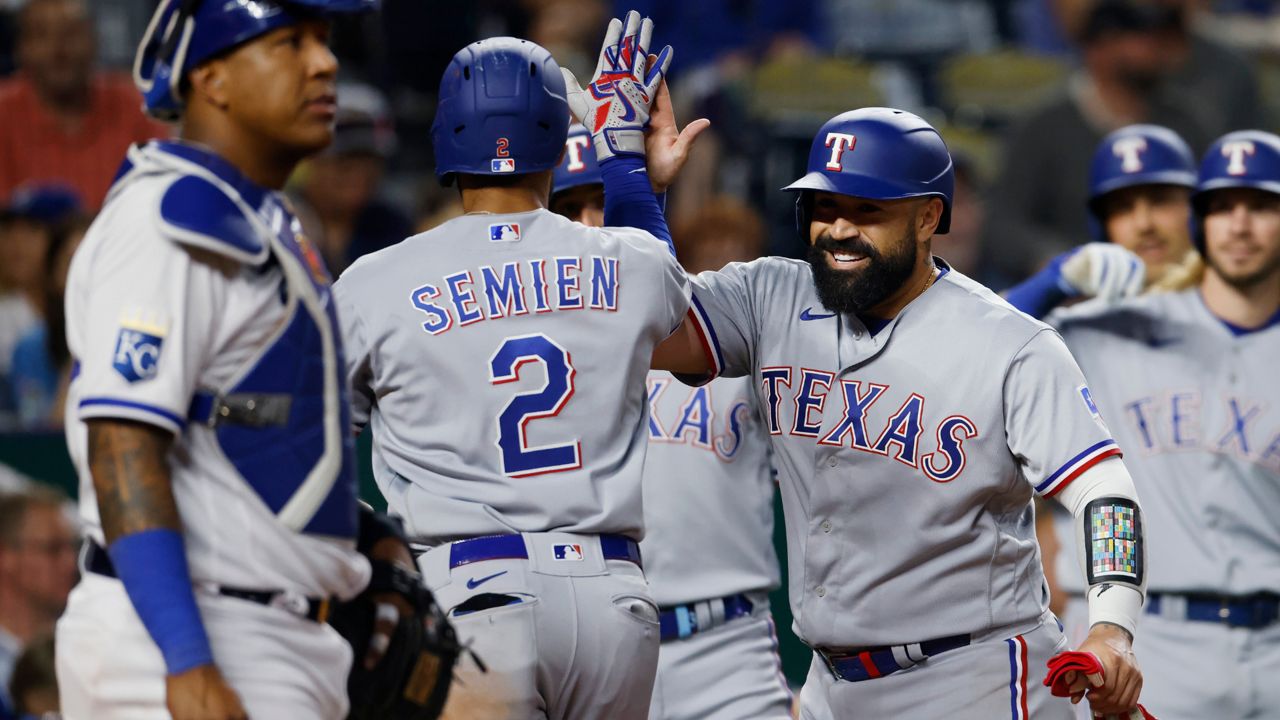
xmin=409 ymin=255 xmax=621 ymax=334
xmin=760 ymin=365 xmax=978 ymax=483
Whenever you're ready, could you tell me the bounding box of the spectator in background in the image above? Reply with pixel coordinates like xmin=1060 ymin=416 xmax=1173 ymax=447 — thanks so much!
xmin=983 ymin=0 xmax=1212 ymax=283
xmin=0 ymin=0 xmax=167 ymax=210
xmin=0 ymin=486 xmax=78 ymax=715
xmin=8 ymin=634 xmax=57 ymax=720
xmin=671 ymin=194 xmax=767 ymax=274
xmin=9 ymin=214 xmax=89 ymax=430
xmin=291 ymin=82 xmax=413 ymax=276
xmin=0 ymin=185 xmax=80 ymax=431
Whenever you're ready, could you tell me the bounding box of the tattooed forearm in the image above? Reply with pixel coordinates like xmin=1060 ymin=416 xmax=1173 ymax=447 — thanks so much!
xmin=87 ymin=420 xmax=179 ymax=542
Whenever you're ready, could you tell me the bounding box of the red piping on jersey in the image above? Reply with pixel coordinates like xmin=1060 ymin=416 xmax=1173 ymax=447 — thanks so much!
xmin=1042 ymin=448 xmax=1123 ymax=499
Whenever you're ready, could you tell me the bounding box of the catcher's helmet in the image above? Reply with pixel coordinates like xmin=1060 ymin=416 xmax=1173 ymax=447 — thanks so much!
xmin=1191 ymin=129 xmax=1280 ymax=252
xmin=431 ymin=38 xmax=570 ymax=186
xmin=134 ymin=0 xmax=375 ymax=121
xmin=1087 ymin=124 xmax=1195 ymax=238
xmin=552 ymin=124 xmax=602 ymax=196
xmin=784 ymin=108 xmax=954 ymax=239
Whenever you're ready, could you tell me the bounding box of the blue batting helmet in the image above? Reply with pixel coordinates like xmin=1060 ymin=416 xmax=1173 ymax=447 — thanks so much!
xmin=552 ymin=124 xmax=602 ymax=196
xmin=1190 ymin=129 xmax=1280 ymax=252
xmin=1088 ymin=124 xmax=1195 ymax=215
xmin=431 ymin=38 xmax=570 ymax=186
xmin=134 ymin=0 xmax=375 ymax=121
xmin=784 ymin=108 xmax=954 ymax=237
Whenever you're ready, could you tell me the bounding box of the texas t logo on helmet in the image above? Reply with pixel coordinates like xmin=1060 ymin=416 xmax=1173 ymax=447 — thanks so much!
xmin=1113 ymin=136 xmax=1148 ymax=173
xmin=1223 ymin=140 xmax=1256 ymax=176
xmin=824 ymin=132 xmax=857 ymax=171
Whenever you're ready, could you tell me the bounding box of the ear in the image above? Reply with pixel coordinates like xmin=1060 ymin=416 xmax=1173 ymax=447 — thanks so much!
xmin=917 ymin=197 xmax=943 ymax=238
xmin=186 ymin=61 xmax=230 ymax=110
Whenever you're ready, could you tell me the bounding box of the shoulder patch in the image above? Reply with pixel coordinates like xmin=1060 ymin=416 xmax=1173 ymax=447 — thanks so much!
xmin=159 ymin=175 xmax=270 ymax=265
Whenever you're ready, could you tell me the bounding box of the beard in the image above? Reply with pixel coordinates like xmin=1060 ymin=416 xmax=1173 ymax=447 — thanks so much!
xmin=806 ymin=225 xmax=918 ymax=315
xmin=1207 ymin=244 xmax=1280 ymax=291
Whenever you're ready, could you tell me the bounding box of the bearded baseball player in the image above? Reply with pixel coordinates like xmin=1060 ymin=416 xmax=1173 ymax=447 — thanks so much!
xmin=1046 ymin=130 xmax=1280 ymax=719
xmin=333 ymin=14 xmax=707 ymax=719
xmin=52 ymin=1 xmax=439 ymax=719
xmin=584 ymin=106 xmax=1156 ymax=718
xmin=551 ymin=124 xmax=793 ymax=720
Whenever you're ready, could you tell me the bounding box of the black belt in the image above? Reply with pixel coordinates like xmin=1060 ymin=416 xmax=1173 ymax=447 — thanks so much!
xmin=818 ymin=633 xmax=971 ymax=682
xmin=84 ymin=541 xmax=331 ymax=623
xmin=1147 ymin=592 xmax=1280 ymax=629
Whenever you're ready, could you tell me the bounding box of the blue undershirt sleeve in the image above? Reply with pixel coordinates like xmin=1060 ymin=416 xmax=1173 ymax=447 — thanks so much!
xmin=601 ymin=155 xmax=674 ymax=256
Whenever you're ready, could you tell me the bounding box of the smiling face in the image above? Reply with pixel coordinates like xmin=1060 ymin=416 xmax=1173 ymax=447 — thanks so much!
xmin=1201 ymin=187 xmax=1280 ymax=290
xmin=1099 ymin=184 xmax=1193 ymax=280
xmin=805 ymin=191 xmax=939 ymax=315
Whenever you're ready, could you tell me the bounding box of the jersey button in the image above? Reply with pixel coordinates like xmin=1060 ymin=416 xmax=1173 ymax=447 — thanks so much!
xmin=827 ymin=457 xmax=838 ymax=468
xmin=816 ymin=586 xmax=826 ymax=598
xmin=821 ymin=520 xmax=832 ymax=533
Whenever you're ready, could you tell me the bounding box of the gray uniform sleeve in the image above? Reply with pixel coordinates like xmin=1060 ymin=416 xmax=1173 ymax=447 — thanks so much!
xmin=1004 ymin=329 xmax=1122 ymax=498
xmin=688 ymin=261 xmax=760 ymax=379
xmin=332 ymin=274 xmax=374 ymax=433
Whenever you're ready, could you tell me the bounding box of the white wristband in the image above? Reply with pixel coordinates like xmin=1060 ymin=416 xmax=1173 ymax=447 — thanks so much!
xmin=1087 ymin=583 xmax=1143 ymax=638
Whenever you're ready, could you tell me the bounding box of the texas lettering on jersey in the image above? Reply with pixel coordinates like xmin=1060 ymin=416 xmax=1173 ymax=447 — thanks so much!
xmin=409 ymin=254 xmax=621 ymax=334
xmin=1121 ymin=391 xmax=1280 ymax=474
xmin=760 ymin=366 xmax=979 ymax=483
xmin=646 ymin=376 xmax=750 ymax=462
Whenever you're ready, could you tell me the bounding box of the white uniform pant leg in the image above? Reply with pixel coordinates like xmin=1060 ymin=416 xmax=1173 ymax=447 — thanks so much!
xmin=1134 ymin=612 xmax=1280 ymax=720
xmin=799 ymin=613 xmax=1073 ymax=720
xmin=56 ymin=573 xmax=350 ymax=720
xmin=424 ymin=533 xmax=660 ymax=720
xmin=648 ymin=611 xmax=793 ymax=720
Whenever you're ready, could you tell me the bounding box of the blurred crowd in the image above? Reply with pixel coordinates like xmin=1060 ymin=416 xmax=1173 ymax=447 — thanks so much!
xmin=0 ymin=0 xmax=1277 ymax=712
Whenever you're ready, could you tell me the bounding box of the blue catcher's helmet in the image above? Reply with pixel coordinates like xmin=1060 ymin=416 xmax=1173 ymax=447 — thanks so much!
xmin=552 ymin=124 xmax=602 ymax=196
xmin=1190 ymin=129 xmax=1280 ymax=253
xmin=1087 ymin=124 xmax=1195 ymax=236
xmin=134 ymin=0 xmax=375 ymax=122
xmin=431 ymin=38 xmax=570 ymax=186
xmin=784 ymin=108 xmax=954 ymax=238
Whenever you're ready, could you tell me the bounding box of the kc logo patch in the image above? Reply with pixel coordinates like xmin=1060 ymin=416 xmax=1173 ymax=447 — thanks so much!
xmin=113 ymin=327 xmax=164 ymax=383
xmin=552 ymin=544 xmax=584 ymax=561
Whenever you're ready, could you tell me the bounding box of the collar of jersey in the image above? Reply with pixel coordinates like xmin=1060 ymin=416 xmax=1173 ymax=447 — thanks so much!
xmin=1198 ymin=290 xmax=1280 ymax=337
xmin=151 ymin=141 xmax=269 ymax=209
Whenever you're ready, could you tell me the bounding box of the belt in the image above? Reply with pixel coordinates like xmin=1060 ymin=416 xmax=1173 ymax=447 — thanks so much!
xmin=84 ymin=541 xmax=331 ymax=623
xmin=819 ymin=633 xmax=971 ymax=683
xmin=658 ymin=593 xmax=754 ymax=641
xmin=447 ymin=533 xmax=642 ymax=570
xmin=1147 ymin=592 xmax=1280 ymax=629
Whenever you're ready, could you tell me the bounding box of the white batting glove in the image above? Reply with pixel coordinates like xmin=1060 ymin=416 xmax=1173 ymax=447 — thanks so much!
xmin=1059 ymin=243 xmax=1146 ymax=303
xmin=560 ymin=10 xmax=672 ymax=162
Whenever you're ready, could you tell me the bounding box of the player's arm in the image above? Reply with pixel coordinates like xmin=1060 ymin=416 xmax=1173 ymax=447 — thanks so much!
xmin=88 ymin=419 xmax=247 ymax=720
xmin=1049 ymin=457 xmax=1146 ymax=714
xmin=652 ymin=314 xmax=711 ymax=374
xmin=1003 ymin=243 xmax=1145 ymax=319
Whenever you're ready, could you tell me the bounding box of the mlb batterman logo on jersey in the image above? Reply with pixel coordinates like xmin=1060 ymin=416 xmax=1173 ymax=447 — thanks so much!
xmin=112 ymin=318 xmax=165 ymax=383
xmin=553 ymin=544 xmax=584 ymax=561
xmin=489 ymin=223 xmax=521 ymax=242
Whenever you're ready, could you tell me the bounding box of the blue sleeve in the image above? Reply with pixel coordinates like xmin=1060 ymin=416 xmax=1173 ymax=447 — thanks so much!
xmin=108 ymin=529 xmax=215 ymax=674
xmin=601 ymin=155 xmax=675 ymax=256
xmin=1004 ymin=253 xmax=1075 ymax=319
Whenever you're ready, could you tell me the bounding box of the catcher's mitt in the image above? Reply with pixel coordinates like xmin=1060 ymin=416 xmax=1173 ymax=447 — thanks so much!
xmin=330 ymin=560 xmax=461 ymax=720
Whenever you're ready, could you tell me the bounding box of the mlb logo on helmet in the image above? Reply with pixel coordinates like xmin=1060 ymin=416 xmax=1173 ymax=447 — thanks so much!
xmin=489 ymin=223 xmax=521 ymax=242
xmin=553 ymin=544 xmax=584 ymax=561
xmin=492 ymin=158 xmax=517 ymax=173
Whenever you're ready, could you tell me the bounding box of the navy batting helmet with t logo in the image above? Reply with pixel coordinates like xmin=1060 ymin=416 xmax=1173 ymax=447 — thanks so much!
xmin=784 ymin=108 xmax=955 ymax=240
xmin=552 ymin=124 xmax=602 ymax=196
xmin=1190 ymin=129 xmax=1280 ymax=253
xmin=431 ymin=38 xmax=570 ymax=186
xmin=134 ymin=0 xmax=375 ymax=121
xmin=1087 ymin=124 xmax=1196 ymax=239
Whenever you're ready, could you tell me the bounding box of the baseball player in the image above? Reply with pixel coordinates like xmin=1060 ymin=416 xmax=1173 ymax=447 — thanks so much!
xmin=334 ymin=15 xmax=698 ymax=719
xmin=551 ymin=125 xmax=793 ymax=720
xmin=1044 ymin=130 xmax=1280 ymax=719
xmin=597 ymin=106 xmax=1154 ymax=718
xmin=53 ymin=2 xmax=427 ymax=719
xmin=1007 ymin=125 xmax=1201 ymax=319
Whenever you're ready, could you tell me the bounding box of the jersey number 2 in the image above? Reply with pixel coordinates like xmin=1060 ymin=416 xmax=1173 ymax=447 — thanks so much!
xmin=489 ymin=333 xmax=582 ymax=477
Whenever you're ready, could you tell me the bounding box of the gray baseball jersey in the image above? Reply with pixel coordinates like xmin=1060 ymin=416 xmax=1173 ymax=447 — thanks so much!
xmin=1052 ymin=290 xmax=1280 ymax=594
xmin=684 ymin=258 xmax=1121 ymax=647
xmin=640 ymin=371 xmax=780 ymax=606
xmin=334 ymin=209 xmax=690 ymax=545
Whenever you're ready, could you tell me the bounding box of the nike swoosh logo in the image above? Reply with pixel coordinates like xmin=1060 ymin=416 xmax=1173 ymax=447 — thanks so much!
xmin=800 ymin=307 xmax=836 ymax=321
xmin=466 ymin=570 xmax=508 ymax=590
xmin=1147 ymin=337 xmax=1177 ymax=348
